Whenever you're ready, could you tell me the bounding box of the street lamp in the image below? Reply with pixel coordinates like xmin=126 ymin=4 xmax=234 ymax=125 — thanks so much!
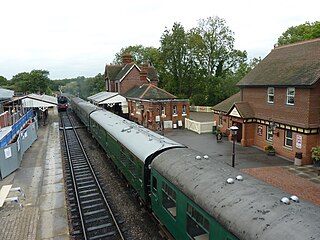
xmin=230 ymin=126 xmax=239 ymax=168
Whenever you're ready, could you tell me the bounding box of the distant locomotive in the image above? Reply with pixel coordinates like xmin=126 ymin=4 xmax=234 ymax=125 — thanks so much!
xmin=57 ymin=95 xmax=68 ymax=112
xmin=70 ymin=97 xmax=320 ymax=240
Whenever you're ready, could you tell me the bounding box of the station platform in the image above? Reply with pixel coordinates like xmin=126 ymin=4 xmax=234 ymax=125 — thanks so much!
xmin=0 ymin=107 xmax=69 ymax=240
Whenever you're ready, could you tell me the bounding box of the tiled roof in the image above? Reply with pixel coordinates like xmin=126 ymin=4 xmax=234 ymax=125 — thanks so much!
xmin=147 ymin=66 xmax=159 ymax=82
xmin=232 ymin=102 xmax=255 ymax=118
xmin=115 ymin=64 xmax=135 ymax=81
xmin=105 ymin=65 xmax=123 ymax=80
xmin=237 ymin=38 xmax=320 ymax=87
xmin=212 ymin=92 xmax=241 ymax=113
xmin=124 ymin=85 xmax=148 ymax=98
xmin=124 ymin=84 xmax=176 ymax=100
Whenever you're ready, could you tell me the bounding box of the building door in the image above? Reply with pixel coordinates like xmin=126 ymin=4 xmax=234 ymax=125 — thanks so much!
xmin=233 ymin=122 xmax=242 ymax=142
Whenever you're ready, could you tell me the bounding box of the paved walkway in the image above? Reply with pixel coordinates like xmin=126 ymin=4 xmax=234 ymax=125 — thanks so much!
xmin=0 ymin=108 xmax=69 ymax=240
xmin=165 ymin=129 xmax=320 ymax=206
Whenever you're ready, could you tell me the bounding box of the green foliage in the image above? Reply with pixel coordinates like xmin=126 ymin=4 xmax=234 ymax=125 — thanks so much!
xmin=311 ymin=146 xmax=320 ymax=161
xmin=63 ymin=74 xmax=105 ymax=99
xmin=0 ymin=76 xmax=7 ymax=86
xmin=11 ymin=70 xmax=51 ymax=94
xmin=158 ymin=16 xmax=252 ymax=106
xmin=114 ymin=45 xmax=161 ymax=67
xmin=277 ymin=21 xmax=320 ymax=46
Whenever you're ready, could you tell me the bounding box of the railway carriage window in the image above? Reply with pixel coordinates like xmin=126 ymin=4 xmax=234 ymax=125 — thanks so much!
xmin=120 ymin=150 xmax=126 ymax=165
xmin=186 ymin=203 xmax=209 ymax=240
xmin=137 ymin=163 xmax=143 ymax=182
xmin=162 ymin=183 xmax=176 ymax=218
xmin=152 ymin=177 xmax=157 ymax=193
xmin=128 ymin=155 xmax=136 ymax=177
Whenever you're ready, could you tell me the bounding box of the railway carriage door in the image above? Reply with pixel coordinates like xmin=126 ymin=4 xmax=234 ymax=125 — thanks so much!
xmin=152 ymin=175 xmax=159 ymax=204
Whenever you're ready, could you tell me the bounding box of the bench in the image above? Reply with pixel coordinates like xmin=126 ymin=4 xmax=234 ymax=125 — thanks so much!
xmin=0 ymin=185 xmax=24 ymax=208
xmin=0 ymin=185 xmax=12 ymax=207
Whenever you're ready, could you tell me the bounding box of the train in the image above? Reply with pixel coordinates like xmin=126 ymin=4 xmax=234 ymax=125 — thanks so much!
xmin=57 ymin=95 xmax=68 ymax=112
xmin=70 ymin=97 xmax=320 ymax=240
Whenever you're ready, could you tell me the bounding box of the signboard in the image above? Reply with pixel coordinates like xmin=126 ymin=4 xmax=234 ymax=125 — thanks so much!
xmin=257 ymin=125 xmax=263 ymax=136
xmin=229 ymin=107 xmax=241 ymax=118
xmin=296 ymin=135 xmax=302 ymax=149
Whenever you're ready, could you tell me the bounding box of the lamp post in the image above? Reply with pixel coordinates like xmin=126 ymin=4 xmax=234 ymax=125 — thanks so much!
xmin=230 ymin=126 xmax=239 ymax=168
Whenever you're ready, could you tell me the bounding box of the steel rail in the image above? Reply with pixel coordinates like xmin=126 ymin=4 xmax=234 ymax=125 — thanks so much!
xmin=61 ymin=112 xmax=124 ymax=240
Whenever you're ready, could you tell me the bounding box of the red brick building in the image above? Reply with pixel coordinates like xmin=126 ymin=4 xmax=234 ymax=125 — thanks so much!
xmin=213 ymin=39 xmax=320 ymax=165
xmin=104 ymin=53 xmax=190 ymax=130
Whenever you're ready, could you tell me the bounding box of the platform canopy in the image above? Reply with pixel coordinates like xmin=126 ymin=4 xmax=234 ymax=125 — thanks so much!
xmin=88 ymin=91 xmax=127 ymax=105
xmin=0 ymin=88 xmax=14 ymax=100
xmin=21 ymin=94 xmax=57 ymax=110
xmin=87 ymin=91 xmax=128 ymax=113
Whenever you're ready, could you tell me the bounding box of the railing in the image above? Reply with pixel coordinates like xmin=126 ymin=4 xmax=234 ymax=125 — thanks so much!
xmin=185 ymin=118 xmax=215 ymax=134
xmin=190 ymin=105 xmax=212 ymax=113
xmin=0 ymin=110 xmax=33 ymax=148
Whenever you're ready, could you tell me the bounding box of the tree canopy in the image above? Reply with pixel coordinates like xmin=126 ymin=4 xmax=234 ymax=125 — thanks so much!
xmin=11 ymin=70 xmax=51 ymax=94
xmin=277 ymin=21 xmax=320 ymax=46
xmin=113 ymin=16 xmax=260 ymax=106
xmin=158 ymin=16 xmax=256 ymax=105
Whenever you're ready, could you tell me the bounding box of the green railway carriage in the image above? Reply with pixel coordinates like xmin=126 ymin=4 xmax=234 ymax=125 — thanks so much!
xmin=89 ymin=108 xmax=185 ymax=204
xmin=70 ymin=97 xmax=100 ymax=129
xmin=151 ymin=148 xmax=320 ymax=240
xmin=151 ymin=169 xmax=238 ymax=240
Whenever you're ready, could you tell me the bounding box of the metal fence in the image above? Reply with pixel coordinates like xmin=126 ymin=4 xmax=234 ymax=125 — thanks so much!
xmin=0 ymin=117 xmax=38 ymax=179
xmin=0 ymin=110 xmax=33 ymax=148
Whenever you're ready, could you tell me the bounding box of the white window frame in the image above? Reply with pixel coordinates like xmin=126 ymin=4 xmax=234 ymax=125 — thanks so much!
xmin=286 ymin=87 xmax=295 ymax=105
xmin=182 ymin=105 xmax=186 ymax=114
xmin=266 ymin=126 xmax=273 ymax=141
xmin=173 ymin=105 xmax=177 ymax=115
xmin=285 ymin=130 xmax=293 ymax=147
xmin=161 ymin=106 xmax=166 ymax=116
xmin=267 ymin=87 xmax=274 ymax=103
xmin=182 ymin=105 xmax=187 ymax=116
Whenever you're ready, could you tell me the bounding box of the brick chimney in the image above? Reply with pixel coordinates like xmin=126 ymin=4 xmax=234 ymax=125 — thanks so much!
xmin=140 ymin=61 xmax=148 ymax=82
xmin=122 ymin=52 xmax=133 ymax=64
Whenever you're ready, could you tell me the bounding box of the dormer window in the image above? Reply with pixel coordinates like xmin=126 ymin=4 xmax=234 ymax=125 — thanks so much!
xmin=267 ymin=87 xmax=274 ymax=103
xmin=286 ymin=87 xmax=295 ymax=105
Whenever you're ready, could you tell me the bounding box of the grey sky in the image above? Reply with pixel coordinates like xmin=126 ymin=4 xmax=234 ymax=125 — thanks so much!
xmin=0 ymin=0 xmax=319 ymax=80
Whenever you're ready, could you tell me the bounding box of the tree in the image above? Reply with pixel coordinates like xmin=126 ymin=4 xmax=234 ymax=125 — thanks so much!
xmin=62 ymin=74 xmax=105 ymax=99
xmin=0 ymin=76 xmax=7 ymax=86
xmin=114 ymin=45 xmax=161 ymax=67
xmin=277 ymin=21 xmax=320 ymax=46
xmin=159 ymin=22 xmax=191 ymax=97
xmin=159 ymin=16 xmax=249 ymax=105
xmin=11 ymin=70 xmax=50 ymax=94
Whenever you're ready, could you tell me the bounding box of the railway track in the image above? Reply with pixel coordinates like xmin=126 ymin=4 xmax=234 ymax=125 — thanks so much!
xmin=60 ymin=111 xmax=125 ymax=240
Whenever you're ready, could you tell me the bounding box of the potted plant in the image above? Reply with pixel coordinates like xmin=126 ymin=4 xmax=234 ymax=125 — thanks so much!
xmin=311 ymin=146 xmax=320 ymax=167
xmin=264 ymin=145 xmax=275 ymax=156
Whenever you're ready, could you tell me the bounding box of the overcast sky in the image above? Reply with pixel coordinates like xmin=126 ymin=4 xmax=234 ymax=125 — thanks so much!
xmin=0 ymin=0 xmax=319 ymax=80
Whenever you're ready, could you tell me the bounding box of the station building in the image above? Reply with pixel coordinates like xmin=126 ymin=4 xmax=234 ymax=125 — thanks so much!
xmin=104 ymin=53 xmax=190 ymax=131
xmin=212 ymin=38 xmax=320 ymax=165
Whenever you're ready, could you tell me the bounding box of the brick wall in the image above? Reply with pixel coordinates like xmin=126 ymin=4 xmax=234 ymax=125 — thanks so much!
xmin=308 ymin=82 xmax=320 ymax=128
xmin=129 ymin=100 xmax=190 ymax=130
xmin=242 ymin=86 xmax=319 ymax=128
xmin=119 ymin=67 xmax=151 ymax=95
